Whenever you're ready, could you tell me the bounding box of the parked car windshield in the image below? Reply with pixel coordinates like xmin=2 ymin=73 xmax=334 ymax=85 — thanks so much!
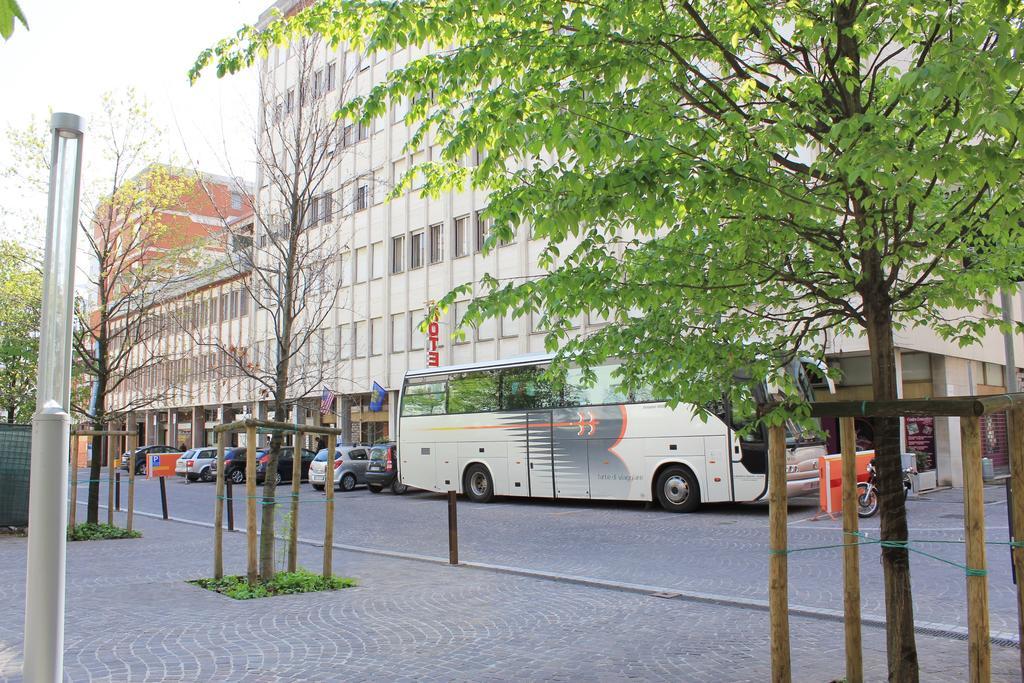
xmin=182 ymin=448 xmax=199 ymax=458
xmin=369 ymin=446 xmax=389 ymax=461
xmin=313 ymin=449 xmax=336 ymax=462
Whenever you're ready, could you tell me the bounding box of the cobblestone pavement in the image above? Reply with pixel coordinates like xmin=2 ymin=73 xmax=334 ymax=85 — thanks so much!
xmin=0 ymin=511 xmax=1019 ymax=682
xmin=105 ymin=473 xmax=1020 ymax=635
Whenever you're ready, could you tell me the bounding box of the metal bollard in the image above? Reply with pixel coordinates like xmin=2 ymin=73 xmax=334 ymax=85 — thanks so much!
xmin=226 ymin=479 xmax=235 ymax=531
xmin=115 ymin=472 xmax=121 ymax=511
xmin=448 ymin=491 xmax=458 ymax=565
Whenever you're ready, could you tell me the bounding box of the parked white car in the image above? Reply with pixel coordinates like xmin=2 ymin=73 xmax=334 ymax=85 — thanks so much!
xmin=174 ymin=446 xmax=218 ymax=482
xmin=308 ymin=446 xmax=371 ymax=492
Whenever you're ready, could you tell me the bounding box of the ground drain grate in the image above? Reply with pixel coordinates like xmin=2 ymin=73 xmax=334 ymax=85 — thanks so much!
xmin=650 ymin=591 xmax=681 ymax=599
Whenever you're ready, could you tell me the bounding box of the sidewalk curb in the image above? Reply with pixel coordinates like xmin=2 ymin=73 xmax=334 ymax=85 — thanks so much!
xmin=87 ymin=502 xmax=1021 ymax=648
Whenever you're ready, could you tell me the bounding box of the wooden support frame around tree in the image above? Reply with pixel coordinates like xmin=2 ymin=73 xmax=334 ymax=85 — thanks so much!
xmin=69 ymin=428 xmax=134 ymax=531
xmin=764 ymin=392 xmax=1024 ymax=682
xmin=839 ymin=416 xmax=863 ymax=683
xmin=212 ymin=419 xmax=345 ymax=584
xmin=767 ymin=424 xmax=790 ymax=683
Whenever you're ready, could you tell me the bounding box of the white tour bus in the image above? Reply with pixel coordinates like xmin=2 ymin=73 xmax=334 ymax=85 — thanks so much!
xmin=398 ymin=354 xmax=828 ymax=512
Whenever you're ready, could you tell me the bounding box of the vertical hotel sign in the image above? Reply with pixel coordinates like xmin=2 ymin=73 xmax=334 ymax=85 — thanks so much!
xmin=426 ymin=302 xmax=440 ymax=367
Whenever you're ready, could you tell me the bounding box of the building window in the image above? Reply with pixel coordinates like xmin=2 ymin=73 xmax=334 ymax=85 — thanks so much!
xmin=354 ymin=321 xmax=368 ymax=357
xmin=355 ymin=247 xmax=368 ymax=282
xmin=391 ymin=313 xmax=406 ymax=352
xmin=475 ymin=211 xmax=491 ymax=253
xmin=370 ymin=242 xmax=384 ymax=279
xmin=339 ymin=252 xmax=352 ymax=286
xmin=370 ymin=317 xmax=383 ymax=356
xmin=500 ymin=313 xmax=518 ymax=338
xmin=477 ymin=314 xmax=496 ymax=341
xmin=409 ymin=310 xmax=424 ymax=351
xmin=285 ymin=89 xmax=295 ymax=114
xmin=391 ymin=235 xmax=405 ymax=273
xmin=410 ymin=231 xmax=424 ymax=269
xmin=411 ymin=151 xmax=427 ymax=190
xmin=220 ymin=292 xmax=230 ymax=320
xmin=230 ymin=191 xmax=242 ymax=210
xmin=355 ymin=182 xmax=368 ymax=211
xmin=453 ymin=215 xmax=469 ymax=258
xmin=453 ymin=301 xmax=470 ymax=345
xmin=318 ymin=192 xmax=332 ymax=223
xmin=239 ymin=291 xmax=249 ymax=317
xmin=357 ymin=120 xmax=370 ymax=142
xmin=429 ymin=223 xmax=443 ymax=264
xmin=313 ymin=69 xmax=323 ymax=97
xmin=325 ymin=62 xmax=336 ymax=91
xmin=337 ymin=324 xmax=351 ymax=359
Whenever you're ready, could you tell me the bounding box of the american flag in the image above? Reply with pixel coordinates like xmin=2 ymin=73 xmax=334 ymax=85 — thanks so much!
xmin=320 ymin=386 xmax=336 ymax=415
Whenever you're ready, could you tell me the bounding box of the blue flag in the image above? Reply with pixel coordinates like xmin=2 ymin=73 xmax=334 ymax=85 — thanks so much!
xmin=369 ymin=381 xmax=386 ymax=412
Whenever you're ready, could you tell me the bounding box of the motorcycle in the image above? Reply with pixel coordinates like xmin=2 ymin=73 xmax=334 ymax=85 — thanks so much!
xmin=857 ymin=457 xmax=914 ymax=518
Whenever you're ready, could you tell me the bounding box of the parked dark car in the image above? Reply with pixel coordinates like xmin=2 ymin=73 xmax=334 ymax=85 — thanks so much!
xmin=222 ymin=447 xmax=250 ymax=484
xmin=255 ymin=447 xmax=318 ymax=485
xmin=119 ymin=445 xmax=180 ymax=476
xmin=365 ymin=443 xmax=407 ymax=495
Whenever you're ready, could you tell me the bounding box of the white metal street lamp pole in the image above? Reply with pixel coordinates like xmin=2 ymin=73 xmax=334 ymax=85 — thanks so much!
xmin=23 ymin=112 xmax=85 ymax=683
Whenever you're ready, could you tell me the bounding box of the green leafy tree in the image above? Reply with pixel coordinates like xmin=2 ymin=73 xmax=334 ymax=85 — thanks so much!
xmin=0 ymin=241 xmax=42 ymax=423
xmin=196 ymin=2 xmax=1024 ymax=678
xmin=0 ymin=0 xmax=27 ymax=41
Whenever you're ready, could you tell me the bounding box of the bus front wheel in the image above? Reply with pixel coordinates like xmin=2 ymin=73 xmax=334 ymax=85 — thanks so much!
xmin=655 ymin=467 xmax=700 ymax=513
xmin=464 ymin=464 xmax=494 ymax=503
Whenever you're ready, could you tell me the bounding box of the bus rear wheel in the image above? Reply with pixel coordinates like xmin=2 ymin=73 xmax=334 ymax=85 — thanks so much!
xmin=655 ymin=467 xmax=700 ymax=513
xmin=464 ymin=464 xmax=494 ymax=503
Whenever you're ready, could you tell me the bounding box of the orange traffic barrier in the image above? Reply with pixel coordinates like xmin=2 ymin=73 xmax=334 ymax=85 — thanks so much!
xmin=814 ymin=450 xmax=874 ymax=520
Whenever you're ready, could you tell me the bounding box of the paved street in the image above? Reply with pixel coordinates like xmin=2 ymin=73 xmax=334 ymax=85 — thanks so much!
xmin=1 ymin=500 xmax=1020 ymax=682
xmin=100 ymin=471 xmax=1021 ymax=636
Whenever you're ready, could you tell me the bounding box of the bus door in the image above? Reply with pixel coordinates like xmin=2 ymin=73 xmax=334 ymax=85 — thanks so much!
xmin=526 ymin=411 xmax=554 ymax=498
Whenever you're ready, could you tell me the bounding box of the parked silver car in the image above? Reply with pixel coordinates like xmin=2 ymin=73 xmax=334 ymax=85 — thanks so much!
xmin=174 ymin=446 xmax=218 ymax=482
xmin=308 ymin=446 xmax=371 ymax=492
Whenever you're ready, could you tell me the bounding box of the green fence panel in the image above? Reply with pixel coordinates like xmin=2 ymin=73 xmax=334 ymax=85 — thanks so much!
xmin=0 ymin=423 xmax=31 ymax=527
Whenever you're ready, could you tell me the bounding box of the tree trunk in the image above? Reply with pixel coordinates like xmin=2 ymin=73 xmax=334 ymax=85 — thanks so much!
xmin=864 ymin=287 xmax=919 ymax=681
xmin=258 ymin=407 xmax=286 ymax=580
xmin=86 ymin=426 xmax=103 ymax=524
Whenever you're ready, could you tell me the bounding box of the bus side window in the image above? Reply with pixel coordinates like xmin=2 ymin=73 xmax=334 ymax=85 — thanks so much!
xmin=448 ymin=370 xmax=500 ymax=414
xmin=500 ymin=366 xmax=558 ymax=410
xmin=563 ymin=365 xmax=629 ymax=407
xmin=402 ymin=381 xmax=447 ymax=416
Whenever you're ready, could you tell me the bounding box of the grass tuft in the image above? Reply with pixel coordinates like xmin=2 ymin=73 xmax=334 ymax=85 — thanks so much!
xmin=190 ymin=568 xmax=356 ymax=600
xmin=67 ymin=523 xmax=142 ymax=541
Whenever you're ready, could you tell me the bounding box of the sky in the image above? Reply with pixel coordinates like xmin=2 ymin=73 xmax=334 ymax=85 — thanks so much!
xmin=0 ymin=0 xmax=271 ymax=251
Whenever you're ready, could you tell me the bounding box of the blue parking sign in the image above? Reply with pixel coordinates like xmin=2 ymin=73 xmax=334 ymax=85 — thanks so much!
xmin=151 ymin=454 xmax=160 ymax=466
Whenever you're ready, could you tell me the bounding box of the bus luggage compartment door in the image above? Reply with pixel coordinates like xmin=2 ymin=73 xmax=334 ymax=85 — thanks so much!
xmin=526 ymin=411 xmax=554 ymax=498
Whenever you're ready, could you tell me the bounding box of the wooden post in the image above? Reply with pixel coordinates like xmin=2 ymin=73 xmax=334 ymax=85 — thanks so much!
xmin=69 ymin=434 xmax=79 ymax=529
xmin=126 ymin=433 xmax=136 ymax=534
xmin=1010 ymin=403 xmax=1024 ymax=678
xmin=768 ymin=423 xmax=791 ymax=683
xmin=289 ymin=430 xmax=302 ymax=573
xmin=246 ymin=424 xmax=258 ymax=585
xmin=960 ymin=415 xmax=991 ymax=683
xmin=106 ymin=434 xmax=115 ymax=526
xmin=324 ymin=445 xmax=335 ymax=579
xmin=839 ymin=416 xmax=863 ymax=683
xmin=448 ymin=490 xmax=459 ymax=565
xmin=213 ymin=431 xmax=226 ymax=580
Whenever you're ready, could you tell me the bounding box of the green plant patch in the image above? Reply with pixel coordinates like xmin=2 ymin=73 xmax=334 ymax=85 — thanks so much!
xmin=67 ymin=523 xmax=141 ymax=541
xmin=190 ymin=569 xmax=356 ymax=600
